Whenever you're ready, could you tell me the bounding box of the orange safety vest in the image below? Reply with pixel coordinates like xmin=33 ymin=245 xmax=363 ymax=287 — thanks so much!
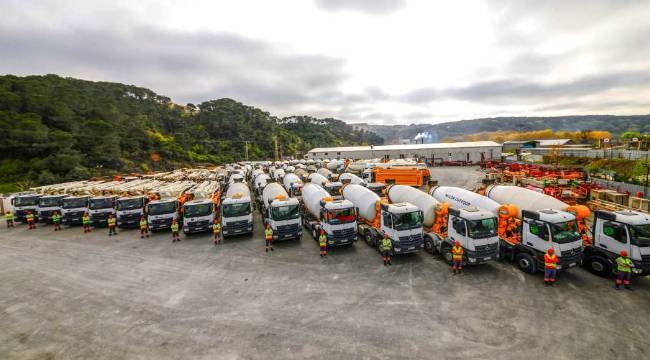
xmin=451 ymin=245 xmax=464 ymax=261
xmin=544 ymin=253 xmax=558 ymax=269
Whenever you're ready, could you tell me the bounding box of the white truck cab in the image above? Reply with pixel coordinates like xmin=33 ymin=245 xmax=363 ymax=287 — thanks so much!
xmin=264 ymin=197 xmax=302 ymax=240
xmin=315 ymin=199 xmax=358 ymax=246
xmin=506 ymin=209 xmax=583 ymax=273
xmin=221 ymin=196 xmax=253 ymax=237
xmin=147 ymin=198 xmax=178 ymax=230
xmin=88 ymin=195 xmax=117 ymax=227
xmin=584 ymin=210 xmax=650 ymax=276
xmin=183 ymin=199 xmax=215 ymax=234
xmin=37 ymin=194 xmax=67 ymax=223
xmin=426 ymin=207 xmax=499 ymax=265
xmin=116 ymin=196 xmax=147 ymax=228
xmin=10 ymin=192 xmax=41 ymax=222
xmin=61 ymin=196 xmax=89 ymax=225
xmin=376 ymin=203 xmax=424 ymax=254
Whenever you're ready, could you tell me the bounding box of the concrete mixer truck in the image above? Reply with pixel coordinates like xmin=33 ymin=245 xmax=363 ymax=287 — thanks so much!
xmin=220 ymin=182 xmax=254 ymax=237
xmin=483 ymin=185 xmax=586 ymax=274
xmin=343 ymin=184 xmax=424 ymax=254
xmin=339 ymin=173 xmax=366 ymax=186
xmin=183 ymin=181 xmax=221 ymax=234
xmin=389 ymin=185 xmax=499 ymax=265
xmin=262 ymin=183 xmax=302 ymax=240
xmin=302 ymin=183 xmax=357 ymax=246
xmin=10 ymin=192 xmax=41 ymax=223
xmin=283 ymin=173 xmax=304 ymax=198
xmin=308 ymin=173 xmax=343 ymax=199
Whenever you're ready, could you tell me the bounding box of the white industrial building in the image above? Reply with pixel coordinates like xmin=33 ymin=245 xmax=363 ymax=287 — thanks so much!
xmin=307 ymin=141 xmax=502 ymax=163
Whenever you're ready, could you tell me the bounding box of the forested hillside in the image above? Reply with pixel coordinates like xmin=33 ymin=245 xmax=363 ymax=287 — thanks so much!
xmin=357 ymin=115 xmax=650 ymax=143
xmin=0 ymin=74 xmax=382 ymax=190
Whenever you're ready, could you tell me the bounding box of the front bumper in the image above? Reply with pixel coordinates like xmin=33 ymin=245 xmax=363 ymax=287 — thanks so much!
xmin=222 ymin=222 xmax=253 ymax=236
xmin=149 ymin=217 xmax=174 ymax=230
xmin=14 ymin=210 xmax=37 ymax=223
xmin=90 ymin=213 xmax=111 ymax=227
xmin=62 ymin=211 xmax=85 ymax=225
xmin=183 ymin=220 xmax=210 ymax=234
xmin=464 ymin=243 xmax=499 ymax=264
xmin=393 ymin=242 xmax=425 ymax=254
xmin=38 ymin=210 xmax=56 ymax=223
xmin=117 ymin=214 xmax=141 ymax=228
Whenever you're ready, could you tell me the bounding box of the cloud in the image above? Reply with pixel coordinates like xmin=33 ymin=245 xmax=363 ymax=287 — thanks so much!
xmin=314 ymin=0 xmax=406 ymax=15
xmin=0 ymin=22 xmax=349 ymax=109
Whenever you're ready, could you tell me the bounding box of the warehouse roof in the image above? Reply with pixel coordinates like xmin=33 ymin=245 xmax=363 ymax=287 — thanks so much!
xmin=535 ymin=139 xmax=573 ymax=146
xmin=309 ymin=141 xmax=501 ymax=153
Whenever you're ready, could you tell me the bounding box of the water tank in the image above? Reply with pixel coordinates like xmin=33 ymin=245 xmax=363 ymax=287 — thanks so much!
xmin=308 ymin=173 xmax=329 ymax=187
xmin=302 ymin=184 xmax=330 ymax=219
xmin=388 ymin=185 xmax=438 ymax=228
xmin=430 ymin=186 xmax=501 ymax=214
xmin=226 ymin=182 xmax=251 ymax=199
xmin=339 ymin=173 xmax=365 ymax=185
xmin=274 ymin=169 xmax=285 ymax=181
xmin=327 ymin=160 xmax=340 ymax=171
xmin=283 ymin=173 xmax=303 ymax=193
xmin=486 ymin=185 xmax=568 ymax=217
xmin=262 ymin=183 xmax=288 ymax=208
xmin=342 ymin=184 xmax=380 ymax=221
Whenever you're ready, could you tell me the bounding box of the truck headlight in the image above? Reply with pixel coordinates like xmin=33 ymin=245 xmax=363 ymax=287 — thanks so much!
xmin=468 ymin=258 xmax=476 ymax=263
xmin=633 ymin=268 xmax=642 ymax=274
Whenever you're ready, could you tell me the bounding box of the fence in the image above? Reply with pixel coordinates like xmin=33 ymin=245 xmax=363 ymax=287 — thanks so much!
xmin=528 ymin=148 xmax=650 ymax=161
xmin=591 ymin=178 xmax=647 ymax=196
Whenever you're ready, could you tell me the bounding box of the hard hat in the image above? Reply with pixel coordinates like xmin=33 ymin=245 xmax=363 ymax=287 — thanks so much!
xmin=454 ymin=240 xmax=460 ymax=246
xmin=547 ymin=248 xmax=555 ymax=254
xmin=320 ymin=229 xmax=325 ymax=234
xmin=620 ymin=250 xmax=628 ymax=257
xmin=383 ymin=232 xmax=389 ymax=238
xmin=172 ymin=219 xmax=177 ymax=223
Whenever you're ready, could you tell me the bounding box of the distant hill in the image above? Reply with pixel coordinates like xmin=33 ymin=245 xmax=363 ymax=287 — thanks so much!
xmin=0 ymin=74 xmax=381 ymax=189
xmin=353 ymin=115 xmax=650 ymax=144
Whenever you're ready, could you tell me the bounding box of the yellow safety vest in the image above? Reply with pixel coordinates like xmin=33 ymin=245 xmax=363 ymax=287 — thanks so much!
xmin=6 ymin=213 xmax=14 ymax=221
xmin=171 ymin=223 xmax=179 ymax=232
xmin=319 ymin=234 xmax=327 ymax=247
xmin=108 ymin=218 xmax=116 ymax=226
xmin=452 ymin=246 xmax=464 ymax=261
xmin=265 ymin=228 xmax=273 ymax=240
xmin=213 ymin=223 xmax=221 ymax=233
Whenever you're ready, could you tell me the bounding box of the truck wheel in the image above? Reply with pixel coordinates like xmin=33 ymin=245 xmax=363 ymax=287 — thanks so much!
xmin=365 ymin=232 xmax=374 ymax=247
xmin=424 ymin=236 xmax=435 ymax=254
xmin=312 ymin=228 xmax=318 ymax=240
xmin=584 ymin=256 xmax=611 ymax=277
xmin=515 ymin=253 xmax=537 ymax=274
xmin=441 ymin=244 xmax=453 ymax=265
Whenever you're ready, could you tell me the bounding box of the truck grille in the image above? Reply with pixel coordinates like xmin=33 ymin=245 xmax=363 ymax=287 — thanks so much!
xmin=640 ymin=255 xmax=650 ymax=271
xmin=560 ymin=247 xmax=583 ymax=266
xmin=150 ymin=218 xmax=173 ymax=229
xmin=186 ymin=220 xmax=210 ymax=232
xmin=398 ymin=233 xmax=424 ymax=248
xmin=276 ymin=224 xmax=300 ymax=236
xmin=63 ymin=211 xmax=85 ymax=225
xmin=39 ymin=210 xmax=55 ymax=222
xmin=224 ymin=220 xmax=250 ymax=232
xmin=474 ymin=243 xmax=499 ymax=257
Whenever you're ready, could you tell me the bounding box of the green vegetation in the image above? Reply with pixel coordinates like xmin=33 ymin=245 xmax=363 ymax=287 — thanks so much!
xmin=0 ymin=74 xmax=382 ymax=190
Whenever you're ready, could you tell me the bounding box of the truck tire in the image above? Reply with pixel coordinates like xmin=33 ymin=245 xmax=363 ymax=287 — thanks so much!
xmin=584 ymin=255 xmax=611 ymax=277
xmin=424 ymin=236 xmax=435 ymax=254
xmin=441 ymin=243 xmax=453 ymax=265
xmin=515 ymin=253 xmax=537 ymax=274
xmin=312 ymin=227 xmax=318 ymax=240
xmin=365 ymin=232 xmax=374 ymax=247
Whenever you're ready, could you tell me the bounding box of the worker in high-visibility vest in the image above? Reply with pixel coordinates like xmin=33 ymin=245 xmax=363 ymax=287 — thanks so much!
xmin=82 ymin=212 xmax=92 ymax=233
xmin=212 ymin=220 xmax=221 ymax=246
xmin=5 ymin=211 xmax=14 ymax=228
xmin=107 ymin=214 xmax=117 ymax=236
xmin=265 ymin=223 xmax=274 ymax=252
xmin=139 ymin=215 xmax=149 ymax=238
xmin=615 ymin=250 xmax=634 ymax=290
xmin=451 ymin=240 xmax=464 ymax=274
xmin=26 ymin=211 xmax=36 ymax=229
xmin=52 ymin=211 xmax=62 ymax=231
xmin=171 ymin=219 xmax=180 ymax=242
xmin=319 ymin=229 xmax=327 ymax=257
xmin=381 ymin=233 xmax=392 ymax=266
xmin=544 ymin=248 xmax=559 ymax=286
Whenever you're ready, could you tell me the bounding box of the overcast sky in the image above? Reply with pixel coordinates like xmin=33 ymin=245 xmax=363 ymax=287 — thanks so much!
xmin=1 ymin=0 xmax=650 ymax=125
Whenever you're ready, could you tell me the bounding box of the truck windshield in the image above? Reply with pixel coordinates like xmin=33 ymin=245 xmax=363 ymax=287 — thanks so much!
xmin=15 ymin=196 xmax=39 ymax=206
xmin=327 ymin=208 xmax=356 ymax=224
xmin=223 ymin=203 xmax=251 ymax=217
xmin=327 ymin=185 xmax=341 ymax=195
xmin=63 ymin=198 xmax=87 ymax=209
xmin=550 ymin=221 xmax=580 ymax=244
xmin=184 ymin=203 xmax=213 ymax=217
xmin=148 ymin=201 xmax=177 ymax=215
xmin=468 ymin=218 xmax=497 ymax=238
xmin=117 ymin=198 xmax=143 ymax=211
xmin=628 ymin=224 xmax=650 ymax=247
xmin=393 ymin=211 xmax=423 ymax=230
xmin=89 ymin=198 xmax=114 ymax=210
xmin=271 ymin=204 xmax=300 ymax=221
xmin=39 ymin=197 xmax=62 ymax=207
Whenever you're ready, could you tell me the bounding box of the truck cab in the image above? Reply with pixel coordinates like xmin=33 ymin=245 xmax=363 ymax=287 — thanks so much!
xmin=11 ymin=192 xmax=41 ymax=222
xmin=183 ymin=199 xmax=215 ymax=234
xmin=147 ymin=198 xmax=178 ymax=230
xmin=88 ymin=195 xmax=117 ymax=227
xmin=584 ymin=210 xmax=650 ymax=276
xmin=116 ymin=196 xmax=147 ymax=228
xmin=264 ymin=197 xmax=302 ymax=240
xmin=323 ymin=182 xmax=343 ymax=199
xmin=378 ymin=203 xmax=424 ymax=254
xmin=509 ymin=209 xmax=583 ymax=273
xmin=317 ymin=199 xmax=357 ymax=246
xmin=37 ymin=194 xmax=67 ymax=223
xmin=365 ymin=182 xmax=386 ymax=197
xmin=434 ymin=207 xmax=500 ymax=265
xmin=220 ymin=196 xmax=253 ymax=237
xmin=61 ymin=196 xmax=89 ymax=225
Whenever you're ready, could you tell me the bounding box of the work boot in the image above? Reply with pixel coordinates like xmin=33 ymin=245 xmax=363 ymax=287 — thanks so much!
xmin=270 ymin=247 xmax=274 ymax=251
xmin=388 ymin=260 xmax=392 ymax=266
xmin=615 ymin=284 xmax=620 ymax=290
xmin=383 ymin=260 xmax=387 ymax=266
xmin=625 ymin=285 xmax=632 ymax=291
xmin=266 ymin=248 xmax=268 ymax=253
